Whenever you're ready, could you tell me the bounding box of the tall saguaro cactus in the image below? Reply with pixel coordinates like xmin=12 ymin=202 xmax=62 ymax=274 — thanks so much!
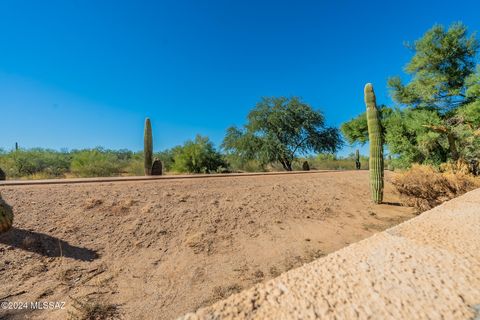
xmin=0 ymin=196 xmax=13 ymax=234
xmin=144 ymin=118 xmax=153 ymax=176
xmin=365 ymin=83 xmax=384 ymax=204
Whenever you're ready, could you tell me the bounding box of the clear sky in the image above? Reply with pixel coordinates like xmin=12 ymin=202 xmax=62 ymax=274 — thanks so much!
xmin=1 ymin=0 xmax=479 ymax=155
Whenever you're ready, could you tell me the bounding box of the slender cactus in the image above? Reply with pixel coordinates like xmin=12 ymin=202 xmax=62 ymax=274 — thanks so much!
xmin=365 ymin=83 xmax=384 ymax=204
xmin=144 ymin=118 xmax=153 ymax=176
xmin=355 ymin=149 xmax=361 ymax=170
xmin=0 ymin=196 xmax=13 ymax=233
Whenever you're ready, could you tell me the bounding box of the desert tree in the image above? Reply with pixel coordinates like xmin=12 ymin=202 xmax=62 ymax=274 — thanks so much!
xmin=223 ymin=97 xmax=342 ymax=171
xmin=171 ymin=135 xmax=226 ymax=173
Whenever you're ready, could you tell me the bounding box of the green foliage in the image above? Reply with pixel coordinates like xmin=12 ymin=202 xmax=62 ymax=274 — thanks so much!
xmin=70 ymin=148 xmax=125 ymax=177
xmin=223 ymin=155 xmax=265 ymax=172
xmin=342 ymin=23 xmax=480 ymax=170
xmin=387 ymin=22 xmax=480 ymax=164
xmin=155 ymin=149 xmax=175 ymax=172
xmin=222 ymin=97 xmax=342 ymax=171
xmin=298 ymin=153 xmax=369 ymax=170
xmin=388 ymin=23 xmax=478 ymax=111
xmin=385 ymin=108 xmax=448 ymax=167
xmin=340 ymin=112 xmax=368 ymax=144
xmin=341 ymin=105 xmax=391 ymax=144
xmin=170 ymin=135 xmax=226 ymax=173
xmin=122 ymin=152 xmax=144 ymax=176
xmin=365 ymin=84 xmax=384 ymax=204
xmin=144 ymin=118 xmax=153 ymax=176
xmin=0 ymin=148 xmax=71 ymax=178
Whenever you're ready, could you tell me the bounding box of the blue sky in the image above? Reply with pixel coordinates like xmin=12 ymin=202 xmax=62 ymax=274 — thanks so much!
xmin=1 ymin=0 xmax=479 ymax=156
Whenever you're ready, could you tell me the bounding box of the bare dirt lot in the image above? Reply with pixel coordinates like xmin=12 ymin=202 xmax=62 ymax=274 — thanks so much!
xmin=0 ymin=171 xmax=415 ymax=319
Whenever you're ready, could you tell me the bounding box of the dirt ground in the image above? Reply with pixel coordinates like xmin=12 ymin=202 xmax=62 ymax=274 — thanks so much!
xmin=0 ymin=171 xmax=416 ymax=320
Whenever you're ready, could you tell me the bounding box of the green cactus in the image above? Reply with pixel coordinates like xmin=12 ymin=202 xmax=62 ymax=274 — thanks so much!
xmin=151 ymin=157 xmax=163 ymax=176
xmin=302 ymin=161 xmax=310 ymax=171
xmin=355 ymin=149 xmax=361 ymax=170
xmin=144 ymin=118 xmax=153 ymax=176
xmin=0 ymin=196 xmax=13 ymax=233
xmin=365 ymin=83 xmax=384 ymax=204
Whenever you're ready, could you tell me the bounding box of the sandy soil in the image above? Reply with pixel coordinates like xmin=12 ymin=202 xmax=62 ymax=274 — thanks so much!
xmin=181 ymin=188 xmax=480 ymax=320
xmin=0 ymin=171 xmax=415 ymax=319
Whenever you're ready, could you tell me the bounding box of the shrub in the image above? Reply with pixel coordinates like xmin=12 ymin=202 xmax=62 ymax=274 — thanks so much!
xmin=392 ymin=165 xmax=480 ymax=211
xmin=171 ymin=135 xmax=227 ymax=173
xmin=70 ymin=149 xmax=123 ymax=177
xmin=303 ymin=154 xmax=370 ymax=170
xmin=0 ymin=149 xmax=70 ymax=178
xmin=123 ymin=158 xmax=144 ymax=176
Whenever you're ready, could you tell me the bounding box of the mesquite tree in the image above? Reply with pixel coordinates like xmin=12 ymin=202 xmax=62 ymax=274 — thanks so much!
xmin=223 ymin=97 xmax=342 ymax=171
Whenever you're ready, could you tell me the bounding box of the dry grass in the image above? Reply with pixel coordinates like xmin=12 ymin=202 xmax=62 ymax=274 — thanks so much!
xmin=392 ymin=164 xmax=480 ymax=211
xmin=68 ymin=297 xmax=119 ymax=320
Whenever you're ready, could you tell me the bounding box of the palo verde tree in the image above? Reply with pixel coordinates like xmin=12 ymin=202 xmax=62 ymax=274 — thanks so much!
xmin=171 ymin=135 xmax=226 ymax=173
xmin=223 ymin=97 xmax=342 ymax=171
xmin=342 ymin=23 xmax=480 ymax=168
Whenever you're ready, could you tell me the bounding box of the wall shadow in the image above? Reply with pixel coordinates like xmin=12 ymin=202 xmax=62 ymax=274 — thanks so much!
xmin=0 ymin=228 xmax=98 ymax=262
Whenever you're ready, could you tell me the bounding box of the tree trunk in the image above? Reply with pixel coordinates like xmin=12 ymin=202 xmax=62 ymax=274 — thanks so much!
xmin=280 ymin=159 xmax=293 ymax=171
xmin=447 ymin=132 xmax=459 ymax=161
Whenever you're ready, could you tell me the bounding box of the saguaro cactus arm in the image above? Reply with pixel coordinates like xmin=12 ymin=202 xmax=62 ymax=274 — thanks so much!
xmin=365 ymin=83 xmax=384 ymax=204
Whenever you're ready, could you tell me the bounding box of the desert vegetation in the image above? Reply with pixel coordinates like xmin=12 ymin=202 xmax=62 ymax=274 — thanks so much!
xmin=342 ymin=23 xmax=480 ymax=171
xmin=1 ymin=26 xmax=478 ymax=185
xmin=0 ymin=18 xmax=479 ymax=320
xmin=392 ymin=164 xmax=480 ymax=211
xmin=222 ymin=97 xmax=342 ymax=171
xmin=0 ymin=23 xmax=478 ymax=210
xmin=340 ymin=23 xmax=480 ymax=208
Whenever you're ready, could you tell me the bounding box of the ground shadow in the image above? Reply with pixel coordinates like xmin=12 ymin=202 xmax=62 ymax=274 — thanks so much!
xmin=382 ymin=201 xmax=403 ymax=207
xmin=0 ymin=228 xmax=98 ymax=262
xmin=0 ymin=307 xmax=39 ymax=320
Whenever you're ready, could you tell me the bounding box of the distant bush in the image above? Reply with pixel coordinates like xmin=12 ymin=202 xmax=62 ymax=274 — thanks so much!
xmin=0 ymin=146 xmax=395 ymax=179
xmin=124 ymin=157 xmax=145 ymax=176
xmin=302 ymin=153 xmax=370 ymax=171
xmin=0 ymin=148 xmax=70 ymax=178
xmin=155 ymin=149 xmax=175 ymax=172
xmin=70 ymin=149 xmax=124 ymax=177
xmin=170 ymin=135 xmax=227 ymax=173
xmin=392 ymin=165 xmax=480 ymax=211
xmin=223 ymin=155 xmax=265 ymax=172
